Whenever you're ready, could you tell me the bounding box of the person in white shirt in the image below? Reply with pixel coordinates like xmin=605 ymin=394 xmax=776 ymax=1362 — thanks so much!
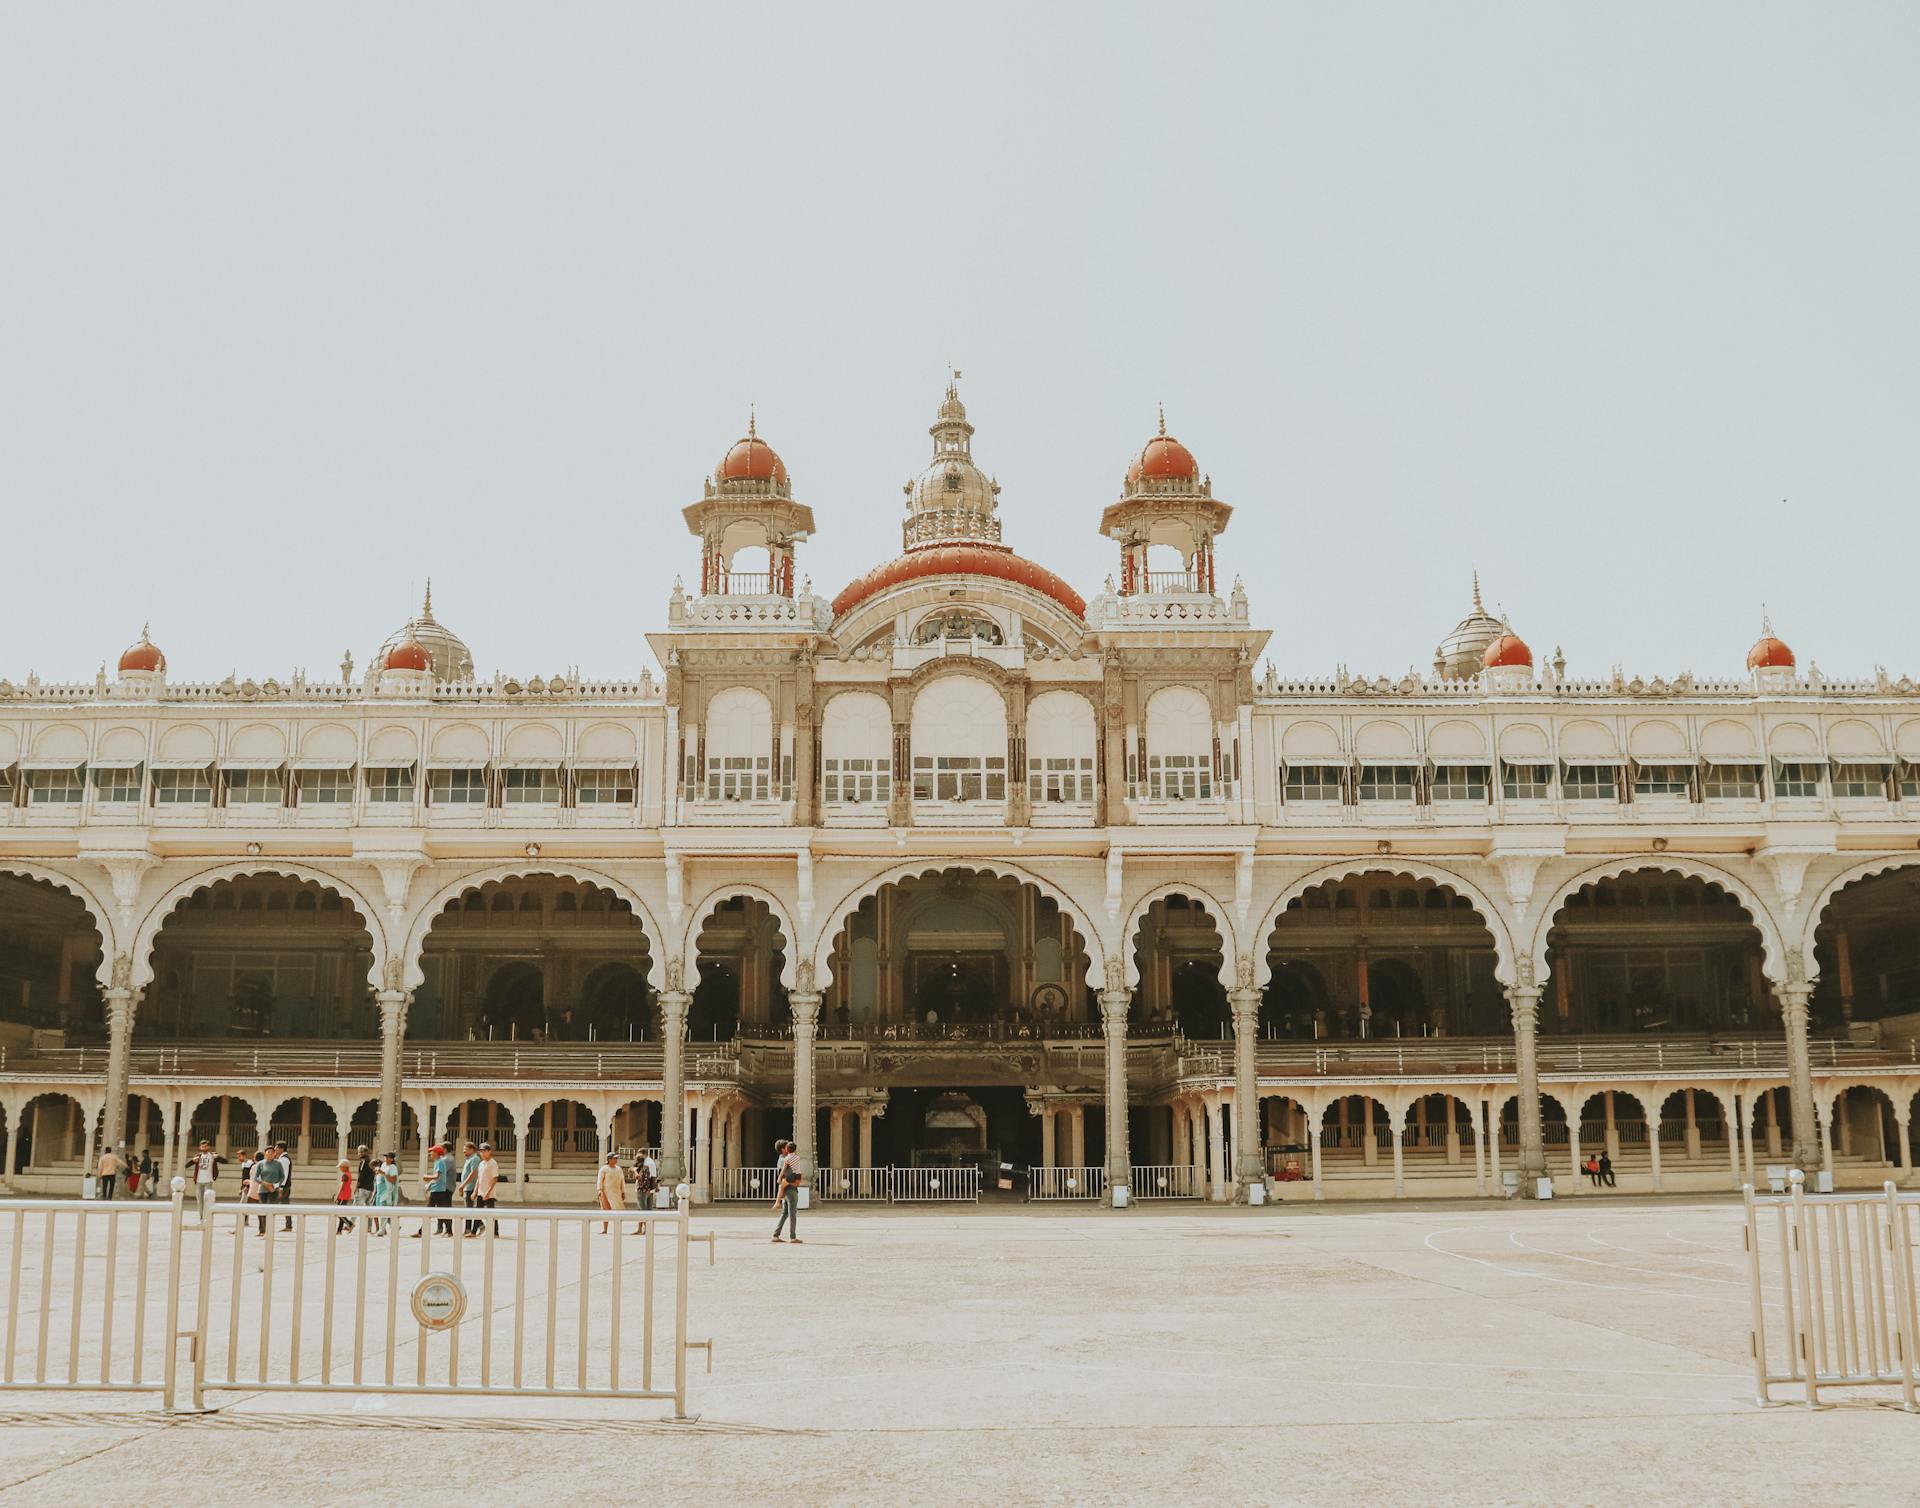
xmin=192 ymin=1140 xmax=224 ymax=1223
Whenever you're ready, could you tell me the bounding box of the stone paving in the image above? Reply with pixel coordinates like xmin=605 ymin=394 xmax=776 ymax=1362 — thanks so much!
xmin=0 ymin=1195 xmax=1912 ymax=1505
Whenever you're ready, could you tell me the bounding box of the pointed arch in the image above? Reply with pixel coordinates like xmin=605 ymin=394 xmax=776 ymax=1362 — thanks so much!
xmin=812 ymin=860 xmax=1105 ymax=990
xmin=1254 ymin=859 xmax=1516 ymax=988
xmin=1121 ymin=881 xmax=1240 ymax=989
xmin=132 ymin=862 xmax=388 ymax=993
xmin=400 ymin=864 xmax=662 ymax=993
xmin=1528 ymin=856 xmax=1784 ymax=986
xmin=0 ymin=861 xmax=118 ymax=978
xmin=679 ymin=883 xmax=799 ymax=992
xmin=1798 ymin=853 xmax=1920 ymax=983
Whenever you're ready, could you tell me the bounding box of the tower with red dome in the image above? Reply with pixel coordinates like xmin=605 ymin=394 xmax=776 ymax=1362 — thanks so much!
xmin=682 ymin=415 xmax=814 ymax=598
xmin=114 ymin=625 xmax=167 ymax=697
xmin=1098 ymin=409 xmax=1232 ymax=596
xmin=1748 ymin=619 xmax=1797 ymax=691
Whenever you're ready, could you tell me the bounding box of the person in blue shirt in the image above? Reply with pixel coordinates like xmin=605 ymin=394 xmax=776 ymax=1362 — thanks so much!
xmin=415 ymin=1143 xmax=456 ymax=1237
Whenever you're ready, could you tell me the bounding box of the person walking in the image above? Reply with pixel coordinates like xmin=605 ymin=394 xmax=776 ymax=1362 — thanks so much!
xmin=253 ymin=1144 xmax=285 ymax=1234
xmin=351 ymin=1145 xmax=375 ymax=1218
xmin=416 ymin=1143 xmax=455 ymax=1237
xmin=595 ymin=1151 xmax=626 ymax=1234
xmin=633 ymin=1151 xmax=658 ymax=1230
xmin=274 ymin=1142 xmax=295 ymax=1231
xmin=96 ymin=1143 xmax=122 ymax=1201
xmin=136 ymin=1148 xmax=156 ymax=1199
xmin=371 ymin=1152 xmax=399 ymax=1235
xmin=192 ymin=1140 xmax=224 ymax=1224
xmin=333 ymin=1159 xmax=355 ymax=1233
xmin=459 ymin=1140 xmax=482 ymax=1236
xmin=770 ymin=1139 xmax=803 ymax=1244
xmin=474 ymin=1143 xmax=500 ymax=1237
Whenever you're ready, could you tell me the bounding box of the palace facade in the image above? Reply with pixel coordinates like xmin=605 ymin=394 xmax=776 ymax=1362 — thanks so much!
xmin=4 ymin=381 xmax=1919 ymax=1204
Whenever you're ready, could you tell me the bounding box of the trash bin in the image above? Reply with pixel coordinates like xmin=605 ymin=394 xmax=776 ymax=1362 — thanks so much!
xmin=1247 ymin=1181 xmax=1267 ymax=1206
xmin=1111 ymin=1185 xmax=1130 ymax=1209
xmin=1534 ymin=1177 xmax=1555 ymax=1200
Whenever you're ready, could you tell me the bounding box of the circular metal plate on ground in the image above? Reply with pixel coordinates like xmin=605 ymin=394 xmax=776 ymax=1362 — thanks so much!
xmin=410 ymin=1271 xmax=467 ymax=1331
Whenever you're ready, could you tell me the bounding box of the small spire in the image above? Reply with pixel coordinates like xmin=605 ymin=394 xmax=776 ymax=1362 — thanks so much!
xmin=422 ymin=579 xmax=434 ymax=618
xmin=747 ymin=404 xmax=756 ymax=440
xmin=1157 ymin=403 xmax=1166 ymax=437
xmin=1470 ymin=570 xmax=1483 ymax=613
xmin=1761 ymin=603 xmax=1773 ymax=636
xmin=139 ymin=621 xmax=151 ymax=643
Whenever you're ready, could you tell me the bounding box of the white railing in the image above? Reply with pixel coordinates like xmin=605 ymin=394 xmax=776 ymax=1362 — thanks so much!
xmin=716 ymin=1167 xmax=781 ymax=1201
xmin=1027 ymin=1166 xmax=1105 ymax=1201
xmin=888 ymin=1166 xmax=981 ymax=1203
xmin=714 ymin=1165 xmax=981 ymax=1203
xmin=815 ymin=1167 xmax=889 ymax=1202
xmin=1130 ymin=1164 xmax=1200 ymax=1199
xmin=1743 ymin=1176 xmax=1919 ymax=1410
xmin=0 ymin=1182 xmax=716 ymax=1414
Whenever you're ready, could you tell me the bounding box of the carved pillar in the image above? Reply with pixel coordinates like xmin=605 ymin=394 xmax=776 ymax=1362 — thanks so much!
xmin=1507 ymin=983 xmax=1548 ymax=1192
xmin=1099 ymin=983 xmax=1133 ymax=1201
xmin=375 ymin=988 xmax=409 ymax=1158
xmin=1229 ymin=984 xmax=1262 ymax=1191
xmin=793 ymin=663 xmax=817 ymax=827
xmin=790 ymin=987 xmax=821 ymax=1176
xmin=1101 ymin=661 xmax=1130 ymax=827
xmin=1780 ymin=982 xmax=1822 ymax=1172
xmin=658 ymin=987 xmax=690 ymax=1184
xmin=100 ymin=979 xmax=138 ymax=1155
xmin=1005 ymin=679 xmax=1030 ymax=827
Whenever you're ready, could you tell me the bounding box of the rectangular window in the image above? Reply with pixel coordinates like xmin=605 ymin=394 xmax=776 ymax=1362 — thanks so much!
xmin=1028 ymin=756 xmax=1093 ymax=804
xmin=824 ymin=757 xmax=891 ymax=805
xmin=1832 ymin=763 xmax=1890 ymax=800
xmin=225 ymin=768 xmax=284 ymax=806
xmin=366 ymin=767 xmax=416 ymax=805
xmin=911 ymin=755 xmax=1006 ymax=803
xmin=1501 ymin=762 xmax=1552 ymax=800
xmin=295 ymin=768 xmax=354 ymax=805
xmin=1772 ymin=761 xmax=1822 ymax=799
xmin=1903 ymin=763 xmax=1920 ymax=801
xmin=1701 ymin=763 xmax=1762 ymax=800
xmin=91 ymin=766 xmax=142 ymax=804
xmin=152 ymin=768 xmax=212 ymax=805
xmin=1562 ymin=764 xmax=1619 ymax=801
xmin=27 ymin=767 xmax=86 ymax=804
xmin=1430 ymin=764 xmax=1489 ymax=802
xmin=574 ymin=767 xmax=635 ymax=806
xmin=704 ymin=754 xmax=770 ymax=802
xmin=429 ymin=768 xmax=488 ymax=805
xmin=501 ymin=768 xmax=561 ymax=805
xmin=1284 ymin=764 xmax=1343 ymax=803
xmin=1357 ymin=765 xmax=1415 ymax=801
xmin=1146 ymin=753 xmax=1212 ymax=801
xmin=1632 ymin=763 xmax=1691 ymax=798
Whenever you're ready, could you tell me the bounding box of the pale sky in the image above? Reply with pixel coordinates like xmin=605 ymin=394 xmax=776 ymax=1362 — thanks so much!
xmin=2 ymin=5 xmax=1915 ymax=686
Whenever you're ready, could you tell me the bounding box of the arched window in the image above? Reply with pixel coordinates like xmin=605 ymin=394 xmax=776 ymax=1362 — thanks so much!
xmin=910 ymin=676 xmax=1007 ymax=804
xmin=704 ymin=687 xmax=773 ymax=801
xmin=1144 ymin=685 xmax=1213 ymax=801
xmin=1027 ymin=691 xmax=1096 ymax=804
xmin=821 ymin=692 xmax=892 ymax=805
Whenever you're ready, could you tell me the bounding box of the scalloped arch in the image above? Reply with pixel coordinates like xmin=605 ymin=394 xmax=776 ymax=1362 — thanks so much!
xmin=1798 ymin=854 xmax=1920 ymax=982
xmin=133 ymin=863 xmax=388 ymax=993
xmin=1528 ymin=857 xmax=1785 ymax=987
xmin=0 ymin=863 xmax=117 ymax=977
xmin=401 ymin=865 xmax=661 ymax=993
xmin=1120 ymin=881 xmax=1239 ymax=989
xmin=812 ymin=860 xmax=1105 ymax=990
xmin=679 ymin=883 xmax=799 ymax=992
xmin=1255 ymin=860 xmax=1516 ymax=988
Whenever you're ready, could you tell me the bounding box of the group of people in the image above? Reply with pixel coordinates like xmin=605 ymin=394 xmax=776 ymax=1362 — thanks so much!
xmin=592 ymin=1148 xmax=663 ymax=1233
xmin=92 ymin=1144 xmax=159 ymax=1199
xmin=1582 ymin=1152 xmax=1617 ymax=1187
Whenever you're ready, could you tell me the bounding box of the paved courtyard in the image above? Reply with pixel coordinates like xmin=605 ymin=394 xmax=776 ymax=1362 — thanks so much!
xmin=0 ymin=1195 xmax=1911 ymax=1506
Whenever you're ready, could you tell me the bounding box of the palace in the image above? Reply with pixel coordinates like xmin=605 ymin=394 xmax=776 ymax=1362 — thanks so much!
xmin=3 ymin=380 xmax=1919 ymax=1206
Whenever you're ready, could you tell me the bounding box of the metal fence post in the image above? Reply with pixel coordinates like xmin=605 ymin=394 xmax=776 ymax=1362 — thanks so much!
xmin=161 ymin=1177 xmax=186 ymax=1410
xmin=1743 ymin=1183 xmax=1769 ymax=1406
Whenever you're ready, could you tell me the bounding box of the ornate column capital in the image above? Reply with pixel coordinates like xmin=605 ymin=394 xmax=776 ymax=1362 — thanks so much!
xmin=1098 ymin=988 xmax=1131 ymax=1030
xmin=375 ymin=988 xmax=409 ymax=1032
xmin=1227 ymin=986 xmax=1262 ymax=1018
xmin=789 ymin=990 xmax=823 ymax=1029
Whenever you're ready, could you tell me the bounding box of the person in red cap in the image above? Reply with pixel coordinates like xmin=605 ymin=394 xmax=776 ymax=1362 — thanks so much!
xmin=415 ymin=1142 xmax=456 ymax=1237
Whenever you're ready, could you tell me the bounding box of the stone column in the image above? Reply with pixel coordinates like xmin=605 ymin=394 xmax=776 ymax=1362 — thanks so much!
xmin=1040 ymin=1103 xmax=1057 ymax=1168
xmin=858 ymin=1106 xmax=874 ymax=1169
xmin=100 ymin=986 xmax=137 ymax=1156
xmin=694 ymin=1099 xmax=713 ymax=1202
xmin=1069 ymin=1106 xmax=1086 ymax=1169
xmin=1099 ymin=985 xmax=1132 ymax=1203
xmin=1390 ymin=1116 xmax=1405 ymax=1198
xmin=658 ymin=988 xmax=691 ymax=1184
xmin=1229 ymin=985 xmax=1263 ymax=1193
xmin=1506 ymin=984 xmax=1548 ymax=1193
xmin=1206 ymin=1097 xmax=1227 ymax=1201
xmin=1779 ymin=984 xmax=1822 ymax=1172
xmin=790 ymin=989 xmax=821 ymax=1176
xmin=1648 ymin=1110 xmax=1664 ymax=1192
xmin=1895 ymin=1110 xmax=1912 ymax=1183
xmin=375 ymin=988 xmax=409 ymax=1158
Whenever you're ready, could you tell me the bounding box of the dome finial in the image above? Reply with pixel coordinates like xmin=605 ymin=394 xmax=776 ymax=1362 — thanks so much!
xmin=747 ymin=403 xmax=756 ymax=440
xmin=422 ymin=578 xmax=434 ymax=619
xmin=1471 ymin=569 xmax=1483 ymax=613
xmin=139 ymin=621 xmax=151 ymax=643
xmin=1157 ymin=402 xmax=1166 ymax=437
xmin=1761 ymin=603 xmax=1772 ymax=636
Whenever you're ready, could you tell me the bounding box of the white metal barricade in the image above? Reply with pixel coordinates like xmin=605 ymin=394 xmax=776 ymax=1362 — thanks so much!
xmin=814 ymin=1167 xmax=888 ymax=1202
xmin=716 ymin=1167 xmax=781 ymax=1201
xmin=1027 ymin=1166 xmax=1106 ymax=1201
xmin=1130 ymin=1164 xmax=1201 ymax=1199
xmin=888 ymin=1166 xmax=980 ymax=1202
xmin=1 ymin=1181 xmax=716 ymax=1416
xmin=1744 ymin=1176 xmax=1919 ymax=1411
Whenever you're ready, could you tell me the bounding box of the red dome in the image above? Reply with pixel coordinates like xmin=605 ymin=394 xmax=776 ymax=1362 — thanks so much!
xmin=385 ymin=639 xmax=432 ymax=673
xmin=1748 ymin=634 xmax=1795 ymax=670
xmin=832 ymin=545 xmax=1086 ymax=620
xmin=118 ymin=632 xmax=164 ymax=674
xmin=1482 ymin=632 xmax=1532 ymax=669
xmin=1126 ymin=433 xmax=1199 ymax=486
xmin=716 ymin=435 xmax=787 ymax=484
